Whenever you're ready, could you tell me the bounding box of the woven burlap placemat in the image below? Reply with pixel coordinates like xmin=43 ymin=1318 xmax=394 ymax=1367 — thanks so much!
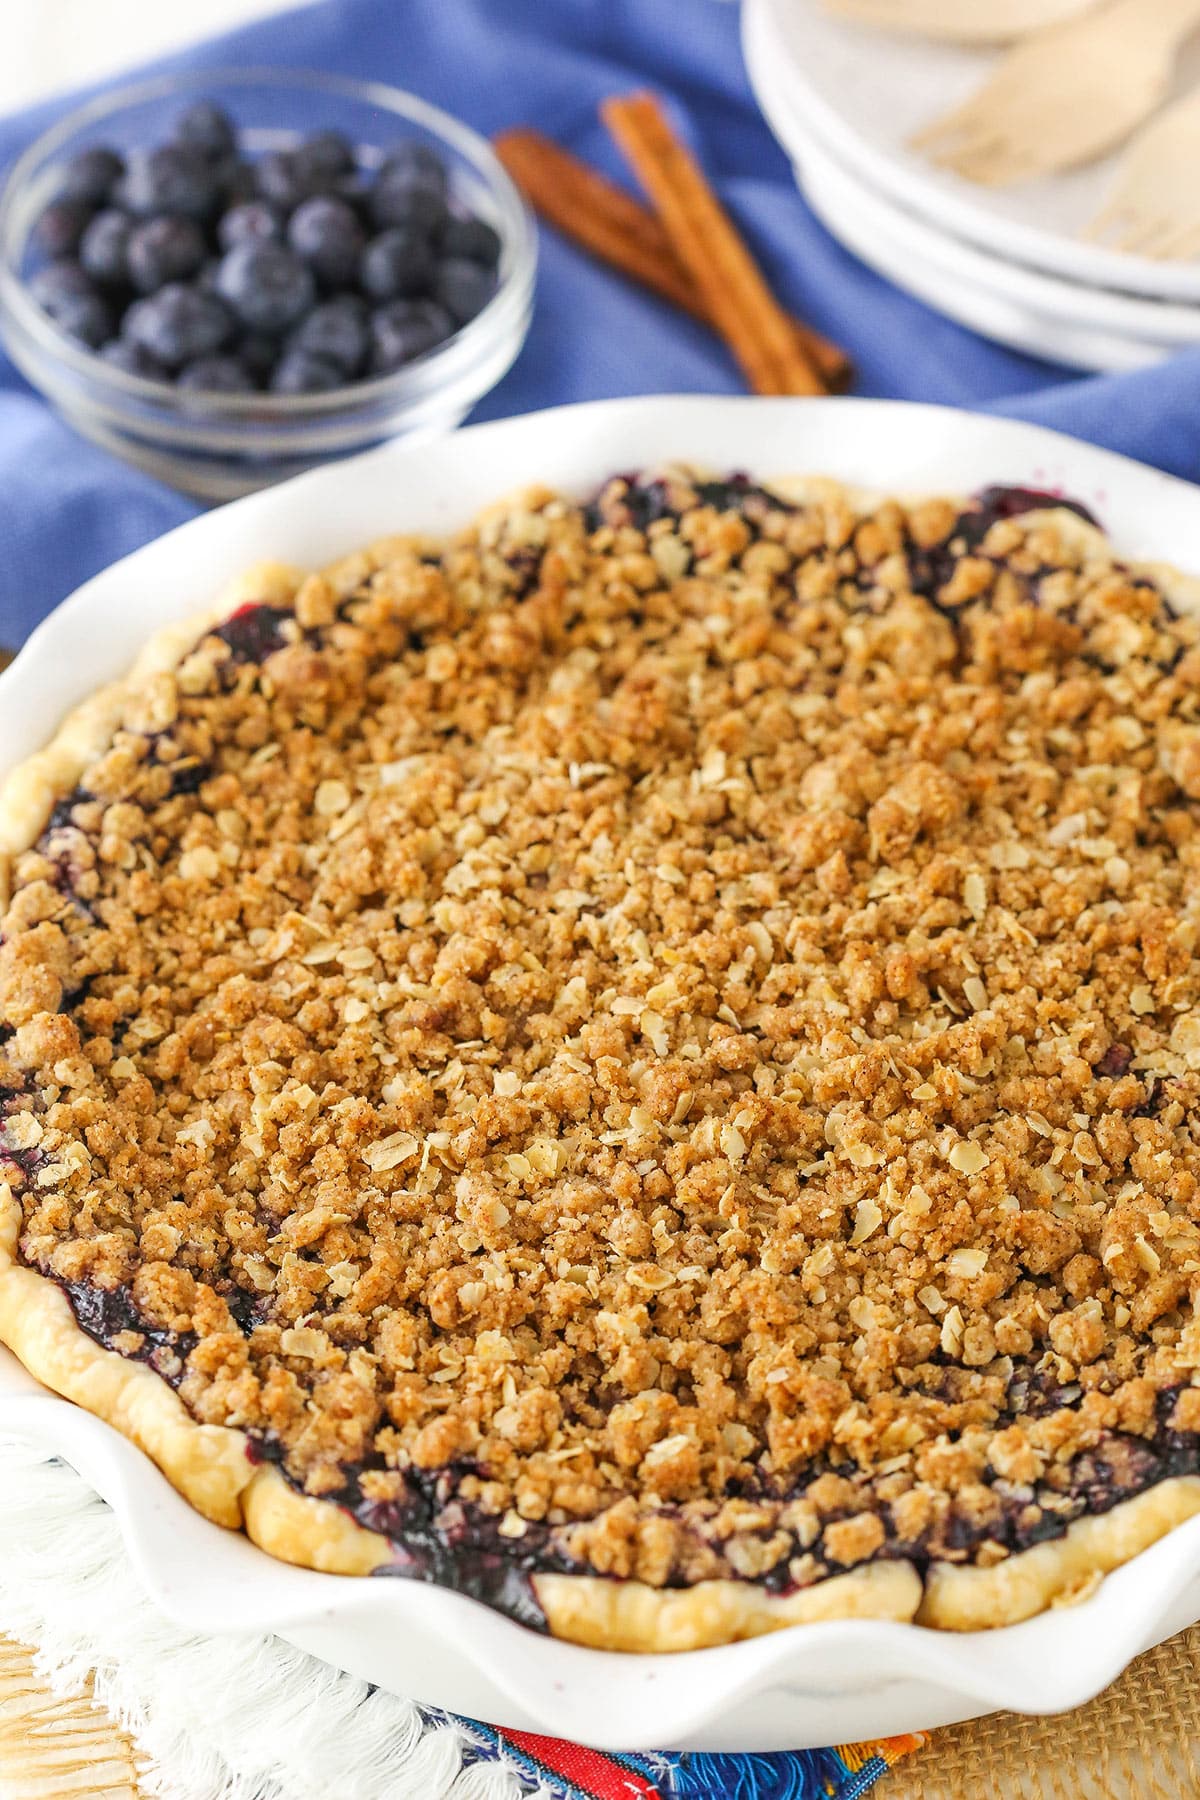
xmin=2 ymin=1625 xmax=1198 ymax=1800
xmin=0 ymin=1636 xmax=142 ymax=1799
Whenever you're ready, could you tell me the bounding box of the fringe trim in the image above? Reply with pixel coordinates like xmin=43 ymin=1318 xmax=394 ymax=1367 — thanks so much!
xmin=0 ymin=1437 xmax=518 ymax=1800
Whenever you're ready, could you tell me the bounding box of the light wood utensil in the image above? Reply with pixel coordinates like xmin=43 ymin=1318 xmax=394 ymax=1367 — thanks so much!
xmin=912 ymin=0 xmax=1200 ymax=185
xmin=822 ymin=0 xmax=1100 ymax=45
xmin=1085 ymin=85 xmax=1200 ymax=256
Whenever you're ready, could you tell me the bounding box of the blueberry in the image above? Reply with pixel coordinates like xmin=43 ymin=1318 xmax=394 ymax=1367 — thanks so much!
xmin=98 ymin=337 xmax=166 ymax=379
xmin=294 ymin=129 xmax=355 ymax=187
xmin=286 ymin=295 xmax=367 ymax=375
xmin=79 ymin=209 xmax=133 ymax=286
xmin=173 ymin=100 xmax=237 ymax=161
xmin=369 ymin=297 xmax=454 ymax=373
xmin=217 ymin=201 xmax=282 ymax=252
xmin=28 ymin=261 xmax=112 ymax=345
xmin=237 ymin=331 xmax=279 ymax=382
xmin=440 ymin=215 xmax=501 ymax=268
xmin=32 ymin=199 xmax=94 ymax=259
xmin=255 ymin=149 xmax=309 ymax=213
xmin=123 ymin=283 xmax=231 ymax=367
xmin=361 ymin=226 xmax=434 ymax=301
xmin=333 ymin=170 xmax=373 ymax=214
xmin=369 ymin=165 xmax=448 ymax=234
xmin=378 ymin=141 xmax=448 ymax=197
xmin=432 ymin=256 xmax=496 ymax=325
xmin=287 ymin=195 xmax=364 ymax=288
xmin=217 ymin=159 xmax=259 ymax=208
xmin=270 ymin=348 xmax=345 ymax=394
xmin=56 ymin=292 xmax=114 ymax=347
xmin=127 ymin=216 xmax=206 ymax=293
xmin=50 ymin=146 xmax=123 ymax=206
xmin=215 ymin=241 xmax=314 ymax=334
xmin=43 ymin=287 xmax=112 ymax=347
xmin=28 ymin=260 xmax=93 ymax=308
xmin=115 ymin=145 xmax=216 ymax=220
xmin=177 ymin=354 xmax=255 ymax=393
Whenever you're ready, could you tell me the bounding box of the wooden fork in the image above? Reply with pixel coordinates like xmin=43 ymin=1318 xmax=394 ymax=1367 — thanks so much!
xmin=1085 ymin=85 xmax=1200 ymax=256
xmin=822 ymin=0 xmax=1099 ymax=45
xmin=912 ymin=0 xmax=1200 ymax=186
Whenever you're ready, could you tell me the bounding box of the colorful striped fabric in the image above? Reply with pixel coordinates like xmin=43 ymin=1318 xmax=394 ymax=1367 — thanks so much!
xmin=456 ymin=1719 xmax=925 ymax=1798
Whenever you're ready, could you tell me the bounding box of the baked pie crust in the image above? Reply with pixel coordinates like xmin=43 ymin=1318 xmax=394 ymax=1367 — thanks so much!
xmin=5 ymin=469 xmax=1200 ymax=1652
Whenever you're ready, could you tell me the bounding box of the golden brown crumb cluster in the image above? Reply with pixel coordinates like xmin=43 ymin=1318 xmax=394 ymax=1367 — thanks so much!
xmin=6 ymin=468 xmax=1200 ymax=1601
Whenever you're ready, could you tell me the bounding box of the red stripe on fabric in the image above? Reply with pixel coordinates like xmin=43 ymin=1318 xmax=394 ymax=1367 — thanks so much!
xmin=497 ymin=1728 xmax=663 ymax=1799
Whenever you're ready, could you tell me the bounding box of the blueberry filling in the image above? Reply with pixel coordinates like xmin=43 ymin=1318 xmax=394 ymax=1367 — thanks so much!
xmin=63 ymin=1281 xmax=198 ymax=1380
xmin=0 ymin=1133 xmax=46 ymax=1182
xmin=909 ymin=484 xmax=1099 ymax=607
xmin=167 ymin=758 xmax=212 ymax=797
xmin=584 ymin=473 xmax=666 ymax=533
xmin=349 ymin=1465 xmax=565 ymax=1629
xmin=588 ymin=478 xmax=1103 ymax=625
xmin=692 ymin=474 xmax=780 ymax=513
xmin=1134 ymin=1077 xmax=1170 ymax=1119
xmin=503 ymin=543 xmax=544 ymax=598
xmin=36 ymin=1258 xmax=1200 ymax=1621
xmin=959 ymin=484 xmax=1098 ymax=547
xmin=584 ymin=470 xmax=789 ymax=537
xmin=214 ymin=600 xmax=293 ymax=662
xmin=38 ymin=798 xmax=101 ymax=922
xmin=44 ymin=786 xmax=93 ymax=836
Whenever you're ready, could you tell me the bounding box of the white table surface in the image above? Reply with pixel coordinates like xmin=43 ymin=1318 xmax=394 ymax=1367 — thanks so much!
xmin=2 ymin=0 xmax=311 ymax=113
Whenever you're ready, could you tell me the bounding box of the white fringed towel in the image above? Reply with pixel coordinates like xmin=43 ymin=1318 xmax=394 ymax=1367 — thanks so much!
xmin=0 ymin=1436 xmax=531 ymax=1800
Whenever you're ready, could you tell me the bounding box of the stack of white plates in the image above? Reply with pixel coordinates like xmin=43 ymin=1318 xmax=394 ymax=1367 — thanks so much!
xmin=742 ymin=0 xmax=1200 ymax=370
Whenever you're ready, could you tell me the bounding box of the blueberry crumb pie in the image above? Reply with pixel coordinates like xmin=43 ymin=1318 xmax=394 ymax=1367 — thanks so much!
xmin=4 ymin=468 xmax=1200 ymax=1650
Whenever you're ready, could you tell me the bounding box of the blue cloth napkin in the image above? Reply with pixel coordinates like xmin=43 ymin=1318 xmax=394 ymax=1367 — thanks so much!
xmin=1 ymin=0 xmax=1198 ymax=649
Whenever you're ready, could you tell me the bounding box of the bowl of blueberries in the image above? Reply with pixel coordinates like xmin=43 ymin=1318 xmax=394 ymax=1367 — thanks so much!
xmin=0 ymin=69 xmax=535 ymax=499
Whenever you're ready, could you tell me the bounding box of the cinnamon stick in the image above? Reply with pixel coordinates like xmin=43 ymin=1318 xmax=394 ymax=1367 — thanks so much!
xmin=495 ymin=127 xmax=851 ymax=394
xmin=497 ymin=128 xmax=699 ymax=317
xmin=600 ymin=93 xmax=825 ymax=398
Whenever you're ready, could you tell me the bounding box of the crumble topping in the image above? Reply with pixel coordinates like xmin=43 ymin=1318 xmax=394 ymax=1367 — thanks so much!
xmin=6 ymin=467 xmax=1200 ymax=1617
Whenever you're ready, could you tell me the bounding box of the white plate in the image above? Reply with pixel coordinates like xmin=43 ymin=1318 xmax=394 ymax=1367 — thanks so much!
xmin=746 ymin=6 xmax=1200 ymax=369
xmin=795 ymin=150 xmax=1163 ymax=370
xmin=5 ymin=396 xmax=1200 ymax=1751
xmin=744 ymin=0 xmax=1200 ymax=303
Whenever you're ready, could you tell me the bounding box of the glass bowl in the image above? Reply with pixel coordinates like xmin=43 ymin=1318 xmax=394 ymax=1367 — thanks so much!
xmin=0 ymin=69 xmax=536 ymax=501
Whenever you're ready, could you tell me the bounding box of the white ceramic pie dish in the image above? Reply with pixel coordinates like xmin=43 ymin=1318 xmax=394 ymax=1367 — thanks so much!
xmin=4 ymin=395 xmax=1200 ymax=1752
